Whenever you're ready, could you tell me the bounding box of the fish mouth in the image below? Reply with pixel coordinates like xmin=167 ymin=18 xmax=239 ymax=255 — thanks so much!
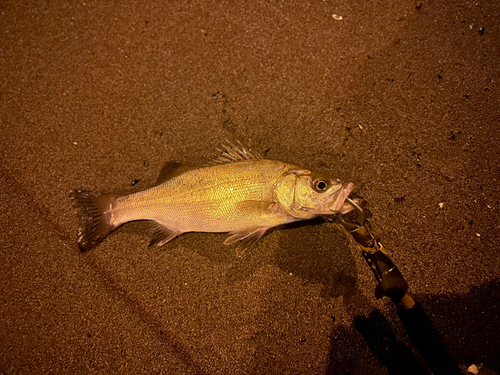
xmin=328 ymin=182 xmax=355 ymax=213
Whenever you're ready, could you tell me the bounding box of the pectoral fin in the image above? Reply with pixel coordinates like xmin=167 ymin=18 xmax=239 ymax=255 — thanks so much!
xmin=224 ymin=226 xmax=270 ymax=257
xmin=234 ymin=200 xmax=279 ymax=215
xmin=149 ymin=222 xmax=182 ymax=247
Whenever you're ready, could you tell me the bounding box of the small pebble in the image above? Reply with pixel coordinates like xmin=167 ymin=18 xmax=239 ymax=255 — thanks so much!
xmin=332 ymin=14 xmax=343 ymax=21
xmin=439 ymin=202 xmax=444 ymax=209
xmin=467 ymin=364 xmax=478 ymax=374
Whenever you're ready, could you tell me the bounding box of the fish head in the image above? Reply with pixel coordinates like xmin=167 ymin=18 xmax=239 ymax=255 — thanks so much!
xmin=275 ymin=170 xmax=355 ymax=219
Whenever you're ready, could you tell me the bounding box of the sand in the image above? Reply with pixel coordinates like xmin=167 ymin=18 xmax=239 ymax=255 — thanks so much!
xmin=1 ymin=1 xmax=499 ymax=374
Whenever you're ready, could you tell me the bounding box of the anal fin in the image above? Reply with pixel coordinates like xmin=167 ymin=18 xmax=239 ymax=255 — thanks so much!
xmin=149 ymin=222 xmax=182 ymax=247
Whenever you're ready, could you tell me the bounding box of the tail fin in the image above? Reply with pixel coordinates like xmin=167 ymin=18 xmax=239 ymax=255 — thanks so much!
xmin=70 ymin=190 xmax=119 ymax=252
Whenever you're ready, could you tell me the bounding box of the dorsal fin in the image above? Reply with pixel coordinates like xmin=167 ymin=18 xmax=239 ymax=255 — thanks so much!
xmin=213 ymin=141 xmax=262 ymax=164
xmin=156 ymin=162 xmax=197 ymax=185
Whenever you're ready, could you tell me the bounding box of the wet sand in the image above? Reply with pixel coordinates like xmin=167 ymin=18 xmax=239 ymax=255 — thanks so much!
xmin=1 ymin=1 xmax=499 ymax=374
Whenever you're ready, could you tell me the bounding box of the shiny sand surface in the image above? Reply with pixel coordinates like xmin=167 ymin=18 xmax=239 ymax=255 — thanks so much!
xmin=1 ymin=1 xmax=499 ymax=374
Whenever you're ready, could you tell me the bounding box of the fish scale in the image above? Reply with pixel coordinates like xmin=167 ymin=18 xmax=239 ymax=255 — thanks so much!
xmin=112 ymin=160 xmax=289 ymax=231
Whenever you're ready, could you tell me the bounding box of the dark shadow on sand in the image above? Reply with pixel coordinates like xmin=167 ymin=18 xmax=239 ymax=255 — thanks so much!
xmin=275 ymin=218 xmax=361 ymax=299
xmin=327 ymin=279 xmax=500 ymax=374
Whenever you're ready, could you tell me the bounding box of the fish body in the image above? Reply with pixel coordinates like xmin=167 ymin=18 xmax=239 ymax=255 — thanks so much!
xmin=71 ymin=144 xmax=355 ymax=252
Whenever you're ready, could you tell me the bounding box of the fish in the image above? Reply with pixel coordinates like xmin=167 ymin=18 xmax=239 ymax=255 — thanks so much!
xmin=71 ymin=143 xmax=356 ymax=254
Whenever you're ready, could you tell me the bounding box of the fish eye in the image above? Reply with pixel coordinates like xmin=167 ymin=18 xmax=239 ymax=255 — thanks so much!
xmin=313 ymin=179 xmax=329 ymax=192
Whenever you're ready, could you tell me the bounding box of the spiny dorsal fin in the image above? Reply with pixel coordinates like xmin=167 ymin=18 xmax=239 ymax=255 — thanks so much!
xmin=213 ymin=141 xmax=262 ymax=164
xmin=157 ymin=162 xmax=197 ymax=185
